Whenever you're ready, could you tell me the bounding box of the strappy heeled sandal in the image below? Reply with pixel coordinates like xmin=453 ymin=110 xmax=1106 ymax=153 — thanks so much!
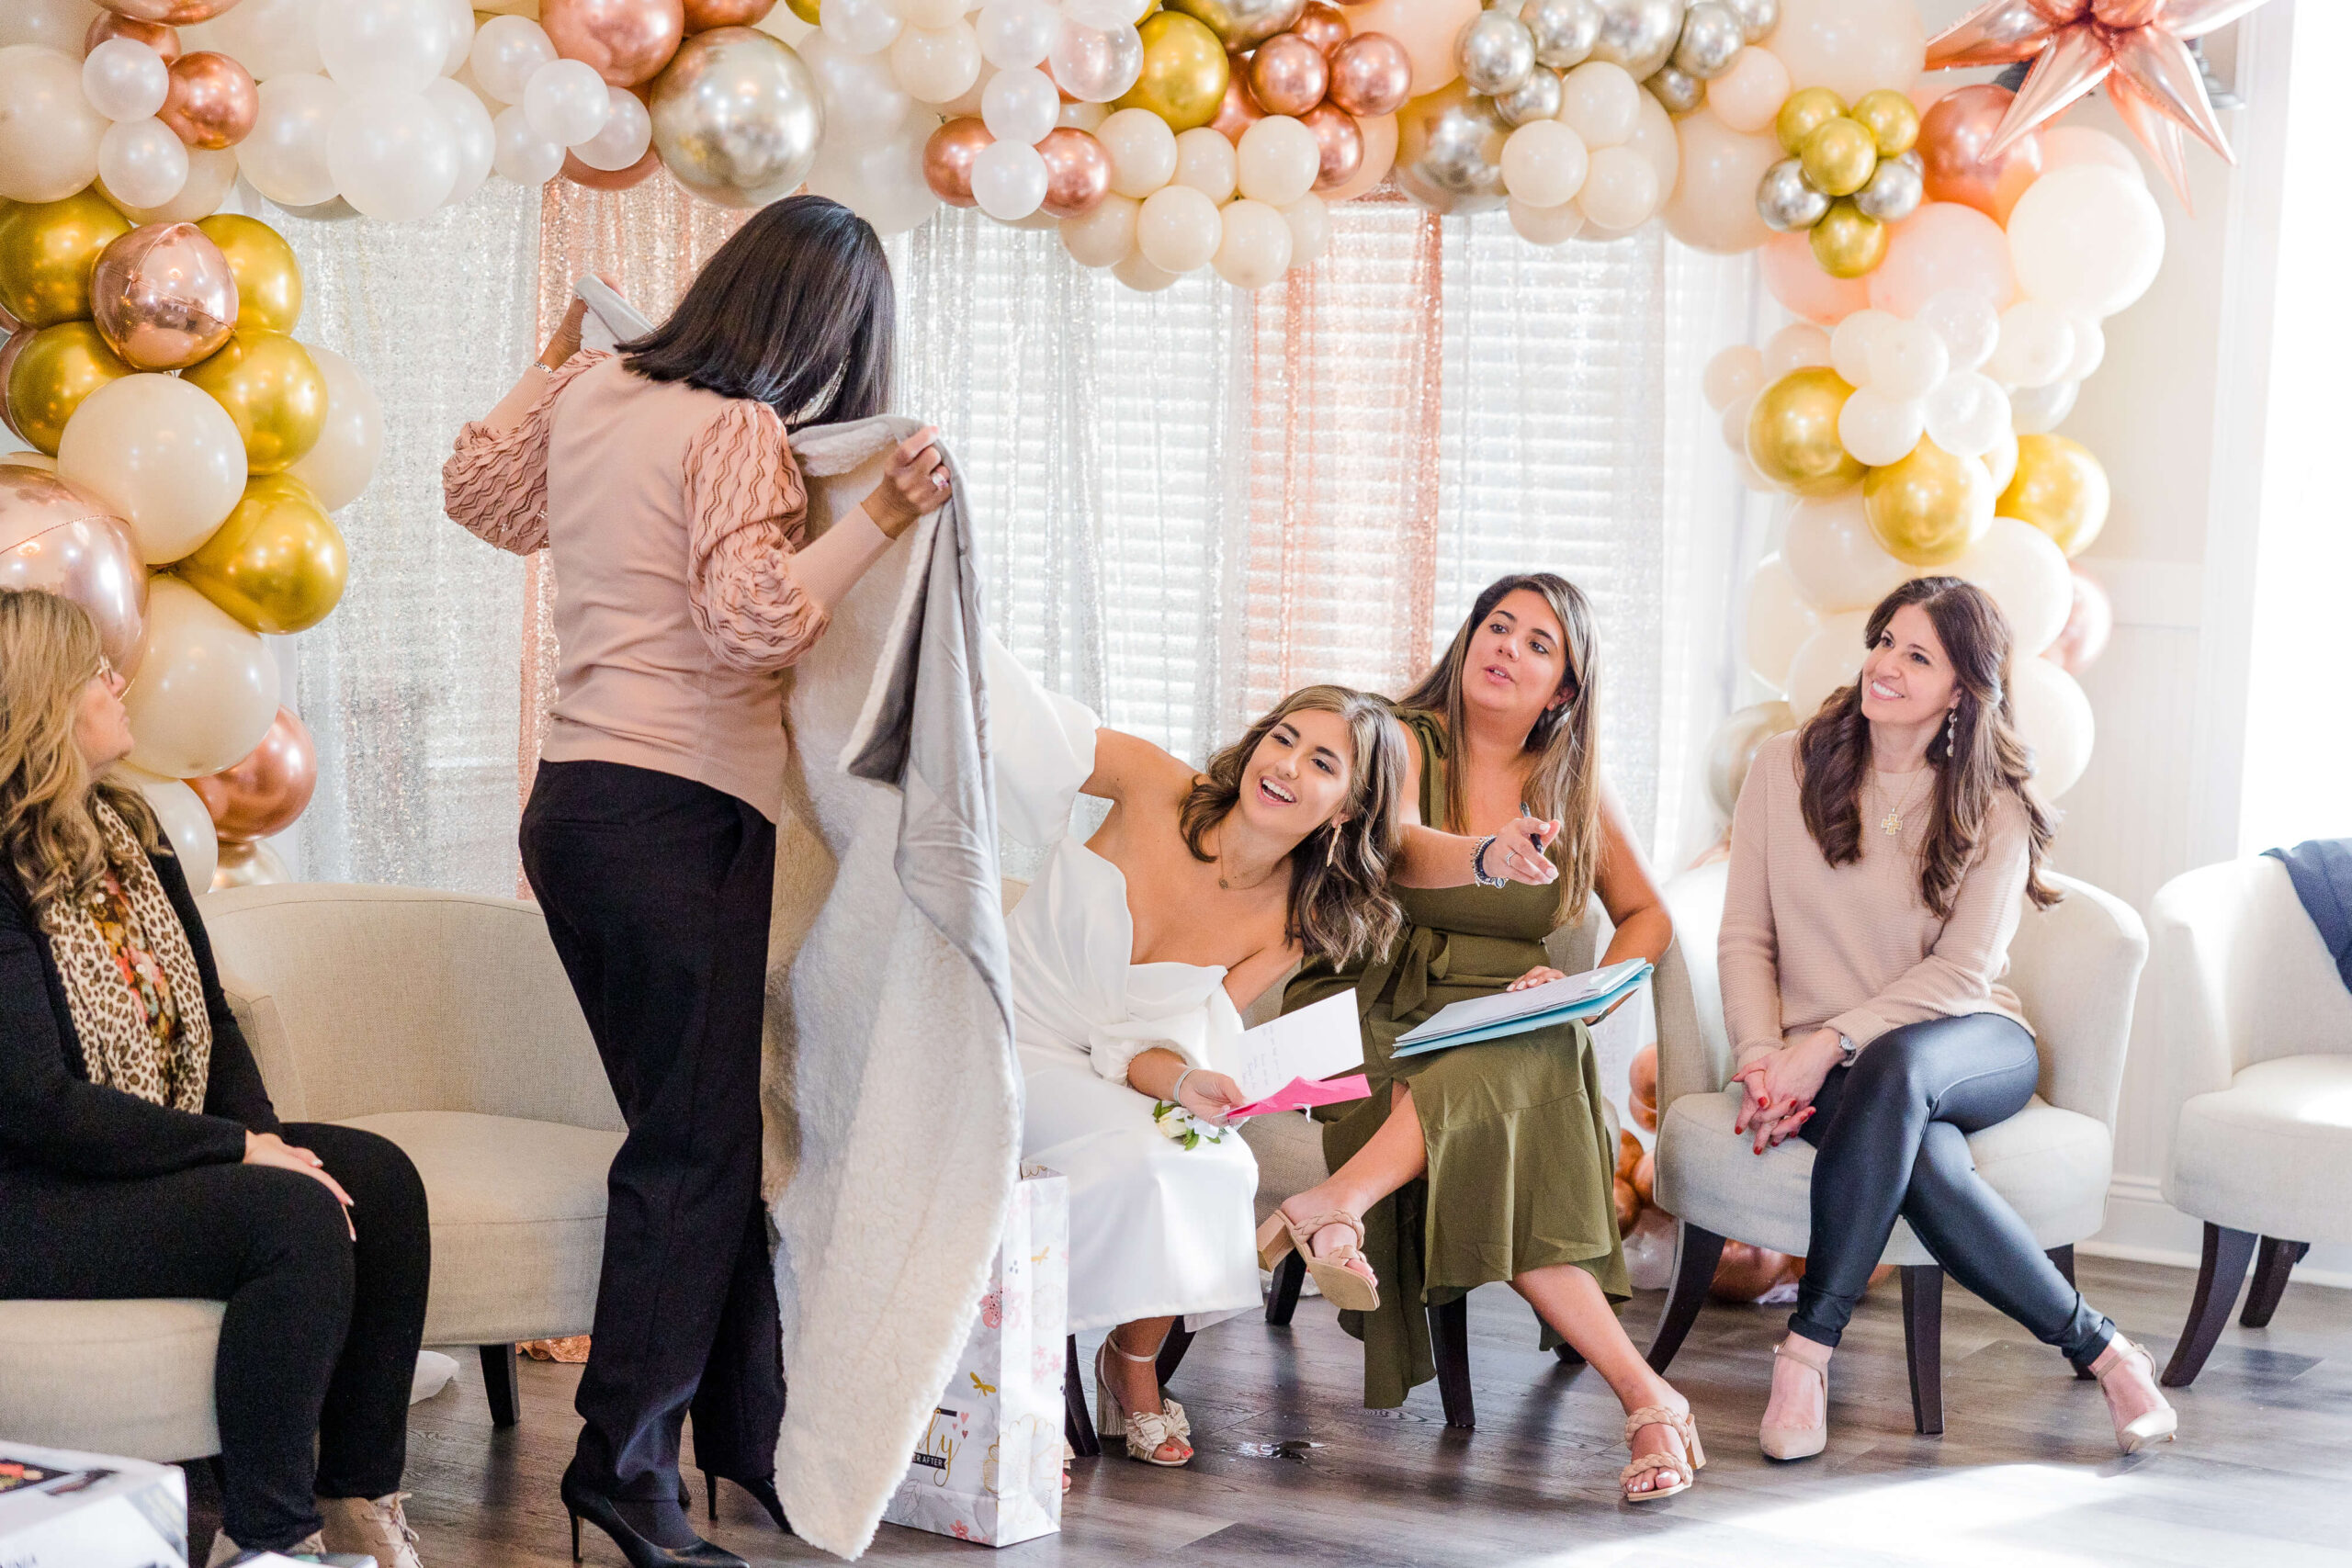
xmin=1621 ymin=1404 xmax=1705 ymax=1503
xmin=2094 ymin=1335 xmax=2177 ymax=1455
xmin=1093 ymin=1331 xmax=1193 ymax=1466
xmin=1253 ymin=1206 xmax=1380 ymax=1312
xmin=1759 ymin=1341 xmax=1829 ymax=1461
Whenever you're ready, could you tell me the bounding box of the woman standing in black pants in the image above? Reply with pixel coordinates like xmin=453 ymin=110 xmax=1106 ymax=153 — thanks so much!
xmin=0 ymin=590 xmax=431 ymax=1567
xmin=443 ymin=197 xmax=948 ymax=1568
xmin=1717 ymin=577 xmax=2175 ymax=1461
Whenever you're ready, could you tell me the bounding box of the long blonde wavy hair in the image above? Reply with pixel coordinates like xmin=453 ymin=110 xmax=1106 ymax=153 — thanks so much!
xmin=0 ymin=590 xmax=158 ymax=920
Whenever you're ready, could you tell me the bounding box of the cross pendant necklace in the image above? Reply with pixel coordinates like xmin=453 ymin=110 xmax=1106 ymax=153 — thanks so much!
xmin=1878 ymin=771 xmax=1926 ymax=837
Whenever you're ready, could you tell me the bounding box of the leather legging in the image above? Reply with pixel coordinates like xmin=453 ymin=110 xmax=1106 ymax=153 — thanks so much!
xmin=1791 ymin=1012 xmax=2114 ymax=1370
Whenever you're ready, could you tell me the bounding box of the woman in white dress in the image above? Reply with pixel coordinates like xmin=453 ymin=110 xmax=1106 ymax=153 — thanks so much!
xmin=991 ymin=647 xmax=1558 ymax=1467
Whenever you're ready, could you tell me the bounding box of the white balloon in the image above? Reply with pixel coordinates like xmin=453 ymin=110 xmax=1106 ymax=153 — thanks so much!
xmin=318 ymin=0 xmax=450 ymax=96
xmin=436 ymin=0 xmax=476 ymax=75
xmin=1046 ymin=17 xmax=1143 ymax=104
xmin=1783 ymin=491 xmax=1910 ymax=614
xmin=1172 ymin=124 xmax=1237 ymax=201
xmin=1720 ymin=389 xmax=1754 ymax=454
xmin=1922 ymin=370 xmax=2008 ymax=458
xmin=823 ymin=0 xmax=905 ymax=53
xmin=1098 ymin=105 xmax=1176 ymax=196
xmin=1236 ymin=114 xmax=1318 ymax=207
xmin=805 ymin=118 xmax=942 ymax=234
xmin=1574 ymin=143 xmax=1657 ymax=230
xmin=2008 ymin=378 xmax=2078 ymax=434
xmin=1784 ymin=608 xmax=1870 ymax=719
xmin=523 ymin=58 xmax=611 ymax=147
xmin=1111 ymin=246 xmax=1180 ymax=292
xmin=287 ymin=343 xmax=384 ymax=512
xmin=1828 ymin=308 xmax=1894 ymax=387
xmin=330 ymin=89 xmax=458 ymax=220
xmin=1702 ymin=344 xmax=1763 ymax=411
xmin=469 ymin=15 xmax=556 ymax=105
xmin=0 ymin=1 xmax=103 ymax=53
xmin=0 ymin=44 xmax=107 ymax=203
xmin=1136 ymin=182 xmax=1220 ymax=273
xmin=2063 ymin=314 xmax=2105 ymax=382
xmin=977 ymin=0 xmax=1058 ymax=68
xmin=1866 ymin=320 xmax=1949 ymax=401
xmin=1983 ymin=426 xmax=2018 ymax=493
xmin=423 ymin=77 xmax=494 ymax=202
xmin=981 ymin=62 xmax=1057 ymax=145
xmin=571 ymin=85 xmax=651 ymax=171
xmin=801 ymin=31 xmax=914 ymax=150
xmin=1986 ymin=299 xmax=2075 ymax=389
xmin=123 ymin=768 xmax=218 ymax=894
xmin=182 ymin=0 xmax=324 ymax=83
xmin=1510 ymin=197 xmax=1585 ymax=245
xmin=1501 ymin=118 xmax=1588 ymax=209
xmin=1281 ymin=192 xmax=1329 ymax=266
xmin=1838 ymin=387 xmax=1924 ymax=467
xmin=83 ymin=39 xmax=171 ymax=122
xmin=891 ymin=21 xmax=982 ymax=103
xmin=1061 ymin=192 xmax=1139 ymax=266
xmin=1913 ymin=287 xmax=1999 ymax=372
xmin=105 ymin=143 xmax=238 ymax=223
xmin=969 ymin=136 xmax=1047 ymax=219
xmin=96 ymin=118 xmax=189 ymax=210
xmin=1763 ymin=322 xmax=1831 ymax=380
xmin=1951 ymin=515 xmax=2069 ymax=656
xmin=1558 ymin=60 xmax=1637 ymax=150
xmin=1213 ymin=197 xmax=1293 ymax=288
xmin=491 ymin=104 xmax=564 ymax=185
xmin=1768 ymin=0 xmax=1925 ymax=105
xmin=123 ymin=578 xmax=280 ymax=781
xmin=1743 ymin=554 xmax=1820 ymax=694
xmin=2007 ymin=164 xmax=2165 ymax=318
xmin=56 ymin=375 xmax=245 ymax=565
xmin=239 ymin=73 xmax=345 ymax=207
xmin=2009 ymin=653 xmax=2094 ymax=798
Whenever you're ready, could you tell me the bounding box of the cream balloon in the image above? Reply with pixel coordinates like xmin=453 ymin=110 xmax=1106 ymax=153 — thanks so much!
xmin=97 ymin=118 xmax=190 ymax=210
xmin=0 ymin=45 xmax=109 ymax=203
xmin=1212 ymin=196 xmax=1293 ymax=288
xmin=427 ymin=78 xmax=500 ymax=200
xmin=1628 ymin=76 xmax=1677 ymax=197
xmin=1705 ymin=44 xmax=1786 ymax=134
xmin=0 ymin=1 xmax=105 ymax=53
xmin=1343 ymin=0 xmax=1476 ymax=95
xmin=1743 ymin=553 xmax=1818 ymax=694
xmin=892 ymin=21 xmax=983 ymax=103
xmin=318 ymin=0 xmax=454 ymax=95
xmin=1574 ymin=143 xmax=1655 ymax=229
xmin=1510 ymin=197 xmax=1584 ymax=244
xmin=1767 ymin=0 xmax=1922 ymax=105
xmin=1099 ymin=104 xmax=1177 ymax=195
xmin=1704 ymin=698 xmax=1795 ymax=818
xmin=123 ymin=575 xmax=281 ymax=780
xmin=55 ymin=374 xmax=245 ymax=565
xmin=1762 ymin=321 xmax=1831 ymax=380
xmin=1702 ymin=343 xmax=1762 ymax=412
xmin=239 ymin=73 xmax=345 ymax=207
xmin=181 ymin=0 xmax=326 ymax=83
xmin=1661 ymin=105 xmax=1777 ymax=254
xmin=492 ymin=103 xmax=565 ymax=183
xmin=1985 ymin=299 xmax=2075 ymax=389
xmin=1136 ymin=181 xmax=1221 ymax=272
xmin=1111 ymin=246 xmax=1180 ymax=291
xmin=968 ymin=136 xmax=1046 ymax=218
xmin=329 ymin=89 xmax=459 ymax=220
xmin=1173 ymin=124 xmax=1238 ymax=199
xmin=1864 ymin=319 xmax=1947 ymax=400
xmin=2006 ymin=164 xmax=2164 ymax=318
xmin=1558 ymin=59 xmax=1636 ymax=150
xmin=1828 ymin=307 xmax=1893 ymax=387
xmin=1060 ymin=191 xmax=1139 ymax=265
xmin=1950 ymin=514 xmax=2069 ymax=657
xmin=122 ymin=765 xmax=218 ymax=892
xmin=1837 ymin=387 xmax=1922 ymax=467
xmin=1784 ymin=607 xmax=1868 ymax=720
xmin=470 ymin=14 xmax=558 ymax=103
xmin=84 ymin=38 xmax=173 ymax=122
xmin=286 ymin=343 xmax=383 ymax=512
xmin=1236 ymin=114 xmax=1318 ymax=206
xmin=1782 ymin=489 xmax=1909 ymax=613
xmin=523 ymin=57 xmax=614 ymax=147
xmin=2009 ymin=652 xmax=2092 ymax=799
xmin=102 ymin=144 xmax=240 ymax=224
xmin=1502 ymin=118 xmax=1588 ymax=209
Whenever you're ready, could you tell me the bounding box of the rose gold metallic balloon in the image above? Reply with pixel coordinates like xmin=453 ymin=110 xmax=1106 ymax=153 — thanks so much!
xmin=1249 ymin=32 xmax=1328 ymax=116
xmin=94 ymin=0 xmax=241 ymax=22
xmin=682 ymin=0 xmax=776 ymax=30
xmin=562 ymin=144 xmax=664 ymax=189
xmin=1294 ymin=0 xmax=1351 ymax=56
xmin=923 ymin=118 xmax=993 ymax=207
xmin=1917 ymin=85 xmax=2043 ymax=225
xmin=1327 ymin=30 xmax=1409 ymax=118
xmin=1210 ymin=65 xmax=1265 ymax=142
xmin=1036 ymin=126 xmax=1112 ymax=218
xmin=189 ymin=705 xmax=316 ymax=841
xmin=91 ymin=222 xmax=239 ymax=371
xmin=86 ymin=14 xmax=183 ymax=63
xmin=1301 ymin=101 xmax=1363 ymax=189
xmin=0 ymin=465 xmax=149 ymax=675
xmin=158 ymin=51 xmax=257 ymax=150
xmin=543 ymin=0 xmax=688 ymax=86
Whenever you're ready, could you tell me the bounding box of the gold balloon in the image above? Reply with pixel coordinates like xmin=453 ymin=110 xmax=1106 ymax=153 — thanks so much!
xmin=194 ymin=213 xmax=301 ymax=335
xmin=1774 ymin=85 xmax=1845 ymax=156
xmin=181 ymin=331 xmax=327 ymax=474
xmin=1809 ymin=197 xmax=1887 ymax=278
xmin=1745 ymin=367 xmax=1864 ymax=498
xmin=1115 ymin=11 xmax=1232 ymax=133
xmin=176 ymin=472 xmax=347 ymax=634
xmin=1799 ymin=117 xmax=1876 ymax=197
xmin=7 ymin=322 xmax=132 ymax=456
xmin=0 ymin=193 xmax=134 ymax=330
xmin=1865 ymin=437 xmax=1994 ymax=567
xmin=1850 ymin=88 xmax=1919 ymax=158
xmin=786 ymin=0 xmax=819 ymax=21
xmin=1999 ymin=434 xmax=2110 ymax=558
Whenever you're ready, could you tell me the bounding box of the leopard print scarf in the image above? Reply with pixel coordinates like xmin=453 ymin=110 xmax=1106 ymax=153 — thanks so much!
xmin=42 ymin=801 xmax=213 ymax=1111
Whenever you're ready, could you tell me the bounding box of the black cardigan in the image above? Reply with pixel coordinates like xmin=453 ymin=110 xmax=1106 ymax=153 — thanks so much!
xmin=0 ymin=841 xmax=282 ymax=1179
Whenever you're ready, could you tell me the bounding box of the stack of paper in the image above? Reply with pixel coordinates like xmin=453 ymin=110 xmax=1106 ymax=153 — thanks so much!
xmin=1224 ymin=992 xmax=1374 ymax=1120
xmin=1391 ymin=958 xmax=1653 ymax=1058
xmin=0 ymin=1443 xmax=190 ymax=1568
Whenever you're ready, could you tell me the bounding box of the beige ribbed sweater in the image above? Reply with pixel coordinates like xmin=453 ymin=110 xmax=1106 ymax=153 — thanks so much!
xmin=1719 ymin=731 xmax=2030 ymax=1074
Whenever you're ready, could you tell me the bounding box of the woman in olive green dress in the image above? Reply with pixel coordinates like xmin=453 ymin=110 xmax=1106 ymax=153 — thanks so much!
xmin=1274 ymin=574 xmax=1698 ymax=1502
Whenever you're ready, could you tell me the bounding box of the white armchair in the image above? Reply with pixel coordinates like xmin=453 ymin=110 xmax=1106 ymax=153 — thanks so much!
xmin=1648 ymin=859 xmax=2146 ymax=1433
xmin=2148 ymin=855 xmax=2352 ymax=1386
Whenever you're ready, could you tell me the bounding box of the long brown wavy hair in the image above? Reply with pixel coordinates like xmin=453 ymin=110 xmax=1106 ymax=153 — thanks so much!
xmin=0 ymin=590 xmax=160 ymax=920
xmin=1397 ymin=573 xmax=1603 ymax=925
xmin=1179 ymin=684 xmax=1407 ymax=967
xmin=1795 ymin=576 xmax=2060 ymax=919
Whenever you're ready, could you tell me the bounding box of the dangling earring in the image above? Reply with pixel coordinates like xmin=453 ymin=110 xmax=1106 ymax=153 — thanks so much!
xmin=1945 ymin=707 xmax=1959 ymax=752
xmin=1326 ymin=825 xmax=1341 ymax=868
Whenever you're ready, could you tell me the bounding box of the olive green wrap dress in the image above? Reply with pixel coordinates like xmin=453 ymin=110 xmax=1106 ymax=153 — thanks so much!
xmin=1282 ymin=709 xmax=1627 ymax=1410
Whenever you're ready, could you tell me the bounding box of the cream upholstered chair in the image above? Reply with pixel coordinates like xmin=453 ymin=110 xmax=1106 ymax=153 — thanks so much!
xmin=2148 ymin=855 xmax=2352 ymax=1386
xmin=0 ymin=1299 xmax=226 ymax=1462
xmin=1647 ymin=859 xmax=2145 ymax=1433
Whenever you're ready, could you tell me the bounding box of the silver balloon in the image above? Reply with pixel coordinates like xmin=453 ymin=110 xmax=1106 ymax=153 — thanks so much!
xmin=1456 ymin=10 xmax=1537 ymax=97
xmin=1169 ymin=0 xmax=1307 ymax=50
xmin=1495 ymin=67 xmax=1565 ymax=126
xmin=1725 ymin=0 xmax=1779 ymax=43
xmin=650 ymin=27 xmax=824 ymax=210
xmin=1521 ymin=0 xmax=1600 ymax=68
xmin=1704 ymin=699 xmax=1794 ymax=818
xmin=1671 ymin=0 xmax=1743 ymax=78
xmin=1395 ymin=87 xmax=1509 ymax=215
xmin=1589 ymin=0 xmax=1685 ymax=81
xmin=1645 ymin=63 xmax=1702 ymax=113
xmin=1853 ymin=148 xmax=1923 ymax=221
xmin=1756 ymin=156 xmax=1828 ymax=231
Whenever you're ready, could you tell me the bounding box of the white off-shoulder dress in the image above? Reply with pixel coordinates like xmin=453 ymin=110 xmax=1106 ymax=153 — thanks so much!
xmin=989 ymin=642 xmax=1263 ymax=1335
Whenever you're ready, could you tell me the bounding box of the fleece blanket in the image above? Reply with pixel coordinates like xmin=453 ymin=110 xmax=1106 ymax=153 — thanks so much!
xmin=763 ymin=419 xmax=1021 ymax=1559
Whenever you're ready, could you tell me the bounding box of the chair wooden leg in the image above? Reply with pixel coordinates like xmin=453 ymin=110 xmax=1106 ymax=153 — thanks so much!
xmin=1900 ymin=1266 xmax=1944 ymax=1438
xmin=2162 ymin=1223 xmax=2256 ymax=1388
xmin=1428 ymin=1295 xmax=1476 ymax=1430
xmin=2239 ymin=1236 xmax=2309 ymax=1329
xmin=1063 ymin=1335 xmax=1100 ymax=1458
xmin=1264 ymin=1249 xmax=1306 ymax=1326
xmin=1155 ymin=1321 xmax=1194 ymax=1385
xmin=1645 ymin=1222 xmax=1725 ymax=1375
xmin=480 ymin=1343 xmax=519 ymax=1428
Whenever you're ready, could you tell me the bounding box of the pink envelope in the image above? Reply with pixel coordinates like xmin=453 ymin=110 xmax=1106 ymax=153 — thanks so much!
xmin=1227 ymin=1073 xmax=1373 ymax=1121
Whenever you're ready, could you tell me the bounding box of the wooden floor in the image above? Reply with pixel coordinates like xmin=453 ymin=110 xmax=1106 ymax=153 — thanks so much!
xmin=188 ymin=1255 xmax=2352 ymax=1566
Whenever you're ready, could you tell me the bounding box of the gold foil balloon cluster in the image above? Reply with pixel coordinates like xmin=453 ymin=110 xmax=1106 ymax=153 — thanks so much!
xmin=1754 ymin=83 xmax=1919 ymax=277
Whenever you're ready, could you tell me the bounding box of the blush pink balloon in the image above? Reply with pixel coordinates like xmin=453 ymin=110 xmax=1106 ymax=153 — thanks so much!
xmin=1867 ymin=201 xmax=2018 ymax=317
xmin=2048 ymin=564 xmax=2113 ymax=673
xmin=1760 ymin=231 xmax=1869 ymax=326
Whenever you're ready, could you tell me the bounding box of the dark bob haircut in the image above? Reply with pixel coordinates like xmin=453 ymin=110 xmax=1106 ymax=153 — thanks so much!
xmin=621 ymin=195 xmax=894 ymax=430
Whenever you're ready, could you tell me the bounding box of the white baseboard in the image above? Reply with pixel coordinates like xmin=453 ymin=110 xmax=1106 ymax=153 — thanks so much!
xmin=2083 ymin=1176 xmax=2352 ymax=1291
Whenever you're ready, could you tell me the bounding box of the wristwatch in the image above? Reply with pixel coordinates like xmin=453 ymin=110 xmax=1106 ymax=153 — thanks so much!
xmin=1836 ymin=1032 xmax=1859 ymax=1066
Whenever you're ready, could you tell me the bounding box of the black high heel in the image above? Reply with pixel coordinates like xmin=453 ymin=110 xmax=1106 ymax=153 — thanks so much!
xmin=560 ymin=1460 xmax=748 ymax=1568
xmin=700 ymin=1470 xmax=792 ymax=1534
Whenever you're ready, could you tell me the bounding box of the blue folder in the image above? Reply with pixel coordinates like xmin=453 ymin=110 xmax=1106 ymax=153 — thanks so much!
xmin=1389 ymin=958 xmax=1654 ymax=1058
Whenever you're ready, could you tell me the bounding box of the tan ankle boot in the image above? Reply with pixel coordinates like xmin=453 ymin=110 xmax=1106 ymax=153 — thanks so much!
xmin=207 ymin=1529 xmax=326 ymax=1565
xmin=319 ymin=1492 xmax=424 ymax=1568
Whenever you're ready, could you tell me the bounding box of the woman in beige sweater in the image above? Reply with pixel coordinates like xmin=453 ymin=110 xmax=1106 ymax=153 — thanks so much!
xmin=1719 ymin=577 xmax=2175 ymax=1462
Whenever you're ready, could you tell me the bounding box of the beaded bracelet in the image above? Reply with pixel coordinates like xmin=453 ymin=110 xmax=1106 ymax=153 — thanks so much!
xmin=1471 ymin=834 xmax=1508 ymax=888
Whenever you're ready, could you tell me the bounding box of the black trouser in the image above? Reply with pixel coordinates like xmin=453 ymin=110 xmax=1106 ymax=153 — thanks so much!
xmin=519 ymin=759 xmax=783 ymax=1503
xmin=1792 ymin=1012 xmax=2114 ymax=1371
xmin=0 ymin=1123 xmax=429 ymax=1551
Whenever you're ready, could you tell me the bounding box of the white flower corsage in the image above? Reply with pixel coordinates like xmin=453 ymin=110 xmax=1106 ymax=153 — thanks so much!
xmin=1152 ymin=1099 xmax=1226 ymax=1149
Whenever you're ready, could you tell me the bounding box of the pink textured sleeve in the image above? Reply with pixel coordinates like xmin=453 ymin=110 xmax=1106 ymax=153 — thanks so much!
xmin=682 ymin=398 xmax=828 ymax=673
xmin=439 ymin=351 xmax=607 ymax=555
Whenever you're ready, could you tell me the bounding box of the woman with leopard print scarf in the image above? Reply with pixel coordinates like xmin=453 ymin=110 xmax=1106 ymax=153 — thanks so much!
xmin=0 ymin=589 xmax=434 ymax=1568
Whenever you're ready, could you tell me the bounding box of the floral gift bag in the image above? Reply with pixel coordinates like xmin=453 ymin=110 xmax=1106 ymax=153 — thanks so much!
xmin=881 ymin=1166 xmax=1069 ymax=1547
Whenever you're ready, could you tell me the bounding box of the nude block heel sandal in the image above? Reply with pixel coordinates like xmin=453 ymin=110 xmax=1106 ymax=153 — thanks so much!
xmin=1253 ymin=1209 xmax=1380 ymax=1313
xmin=1758 ymin=1343 xmax=1829 ymax=1461
xmin=1093 ymin=1332 xmax=1193 ymax=1466
xmin=1621 ymin=1405 xmax=1704 ymax=1503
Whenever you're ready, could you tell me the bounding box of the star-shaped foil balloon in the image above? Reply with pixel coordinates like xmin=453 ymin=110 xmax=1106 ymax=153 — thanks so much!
xmin=1925 ymin=0 xmax=2276 ymax=206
